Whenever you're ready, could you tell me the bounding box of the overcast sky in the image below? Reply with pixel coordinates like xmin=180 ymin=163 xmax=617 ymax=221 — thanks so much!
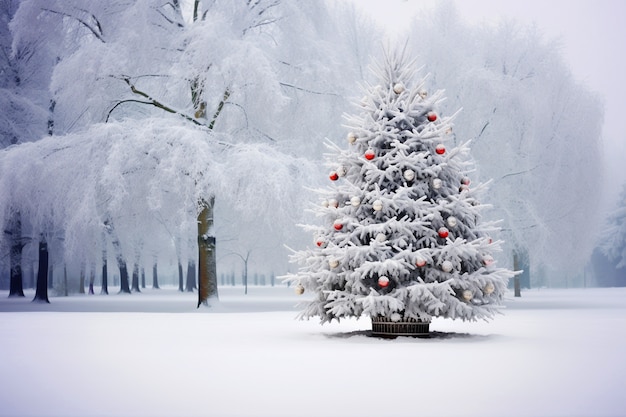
xmin=348 ymin=0 xmax=626 ymax=199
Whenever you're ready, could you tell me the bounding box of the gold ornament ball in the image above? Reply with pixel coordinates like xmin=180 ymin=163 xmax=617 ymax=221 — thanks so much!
xmin=393 ymin=83 xmax=405 ymax=94
xmin=347 ymin=132 xmax=357 ymax=144
xmin=375 ymin=233 xmax=387 ymax=243
xmin=350 ymin=196 xmax=361 ymax=207
xmin=442 ymin=260 xmax=453 ymax=272
xmin=418 ymin=89 xmax=428 ymax=99
xmin=372 ymin=199 xmax=383 ymax=211
xmin=295 ymin=284 xmax=305 ymax=295
xmin=462 ymin=290 xmax=473 ymax=301
xmin=484 ymin=282 xmax=495 ymax=295
xmin=403 ymin=169 xmax=415 ymax=181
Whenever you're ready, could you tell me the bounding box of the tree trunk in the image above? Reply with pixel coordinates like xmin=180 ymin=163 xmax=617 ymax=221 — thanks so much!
xmin=101 ymin=241 xmax=109 ymax=294
xmin=197 ymin=196 xmax=218 ymax=307
xmin=178 ymin=261 xmax=184 ymax=292
xmin=117 ymin=258 xmax=130 ymax=293
xmin=513 ymin=251 xmax=522 ymax=297
xmin=101 ymin=257 xmax=109 ymax=295
xmin=152 ymin=262 xmax=159 ymax=289
xmin=63 ymin=264 xmax=68 ymax=296
xmin=105 ymin=220 xmax=130 ymax=293
xmin=8 ymin=212 xmax=24 ymax=297
xmin=88 ymin=264 xmax=96 ymax=295
xmin=48 ymin=263 xmax=54 ymax=290
xmin=131 ymin=263 xmax=141 ymax=292
xmin=79 ymin=265 xmax=86 ymax=294
xmin=141 ymin=267 xmax=146 ymax=289
xmin=185 ymin=260 xmax=196 ymax=292
xmin=33 ymin=238 xmax=50 ymax=303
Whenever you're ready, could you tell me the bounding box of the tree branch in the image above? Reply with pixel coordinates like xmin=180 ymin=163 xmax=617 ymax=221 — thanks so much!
xmin=279 ymin=82 xmax=341 ymax=97
xmin=111 ymin=76 xmax=203 ymax=126
xmin=41 ymin=8 xmax=105 ymax=43
xmin=208 ymin=89 xmax=230 ymax=130
xmin=499 ymin=165 xmax=540 ymax=181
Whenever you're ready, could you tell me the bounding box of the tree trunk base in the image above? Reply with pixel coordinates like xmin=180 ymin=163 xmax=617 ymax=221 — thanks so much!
xmin=371 ymin=316 xmax=430 ymax=338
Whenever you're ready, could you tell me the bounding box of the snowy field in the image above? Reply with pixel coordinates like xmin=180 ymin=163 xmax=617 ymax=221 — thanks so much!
xmin=1 ymin=285 xmax=625 ymax=417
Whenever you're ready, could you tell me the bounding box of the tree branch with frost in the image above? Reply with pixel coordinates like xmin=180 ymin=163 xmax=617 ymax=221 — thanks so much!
xmin=279 ymin=82 xmax=341 ymax=97
xmin=41 ymin=8 xmax=105 ymax=43
xmin=497 ymin=164 xmax=540 ymax=181
xmin=108 ymin=76 xmax=202 ymax=126
xmin=208 ymin=88 xmax=230 ymax=130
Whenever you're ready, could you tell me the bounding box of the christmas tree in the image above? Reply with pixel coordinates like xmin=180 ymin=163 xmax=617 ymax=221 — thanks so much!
xmin=285 ymin=50 xmax=516 ymax=336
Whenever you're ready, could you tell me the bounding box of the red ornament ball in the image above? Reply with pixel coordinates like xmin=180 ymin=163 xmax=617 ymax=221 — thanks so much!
xmin=435 ymin=144 xmax=446 ymax=155
xmin=461 ymin=177 xmax=471 ymax=186
xmin=329 ymin=171 xmax=339 ymax=181
xmin=415 ymin=256 xmax=427 ymax=267
xmin=427 ymin=111 xmax=438 ymax=122
xmin=364 ymin=149 xmax=375 ymax=160
xmin=315 ymin=238 xmax=325 ymax=248
xmin=438 ymin=227 xmax=449 ymax=238
xmin=333 ymin=220 xmax=343 ymax=231
xmin=378 ymin=276 xmax=390 ymax=288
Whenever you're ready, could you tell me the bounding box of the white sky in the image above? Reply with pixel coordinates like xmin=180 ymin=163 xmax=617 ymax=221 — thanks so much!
xmin=347 ymin=0 xmax=626 ymax=197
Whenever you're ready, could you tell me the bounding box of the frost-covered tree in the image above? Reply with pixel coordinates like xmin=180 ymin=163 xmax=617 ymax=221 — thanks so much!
xmin=599 ymin=184 xmax=626 ymax=269
xmin=406 ymin=3 xmax=604 ymax=287
xmin=0 ymin=0 xmax=52 ymax=147
xmin=2 ymin=0 xmax=373 ymax=301
xmin=284 ymin=50 xmax=516 ymax=336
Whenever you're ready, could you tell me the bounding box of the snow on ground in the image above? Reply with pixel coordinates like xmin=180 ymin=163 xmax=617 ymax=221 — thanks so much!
xmin=1 ymin=285 xmax=625 ymax=417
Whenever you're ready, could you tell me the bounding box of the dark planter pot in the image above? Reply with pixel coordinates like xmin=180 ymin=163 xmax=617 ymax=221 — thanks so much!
xmin=371 ymin=316 xmax=430 ymax=338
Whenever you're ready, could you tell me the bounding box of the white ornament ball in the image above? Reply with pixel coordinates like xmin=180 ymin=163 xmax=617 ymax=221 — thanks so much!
xmin=393 ymin=83 xmax=405 ymax=94
xmin=462 ymin=290 xmax=473 ymax=301
xmin=403 ymin=169 xmax=415 ymax=181
xmin=484 ymin=282 xmax=495 ymax=295
xmin=432 ymin=178 xmax=443 ymax=189
xmin=295 ymin=284 xmax=305 ymax=295
xmin=347 ymin=132 xmax=357 ymax=144
xmin=322 ymin=200 xmax=329 ymax=208
xmin=483 ymin=255 xmax=494 ymax=266
xmin=375 ymin=233 xmax=387 ymax=243
xmin=418 ymin=89 xmax=428 ymax=99
xmin=447 ymin=216 xmax=458 ymax=227
xmin=441 ymin=260 xmax=453 ymax=272
xmin=372 ymin=199 xmax=383 ymax=211
xmin=328 ymin=198 xmax=338 ymax=208
xmin=337 ymin=166 xmax=347 ymax=177
xmin=350 ymin=196 xmax=361 ymax=207
xmin=328 ymin=258 xmax=339 ymax=268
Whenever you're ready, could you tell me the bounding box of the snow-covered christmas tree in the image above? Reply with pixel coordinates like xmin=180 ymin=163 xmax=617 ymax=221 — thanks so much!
xmin=285 ymin=49 xmax=516 ymax=336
